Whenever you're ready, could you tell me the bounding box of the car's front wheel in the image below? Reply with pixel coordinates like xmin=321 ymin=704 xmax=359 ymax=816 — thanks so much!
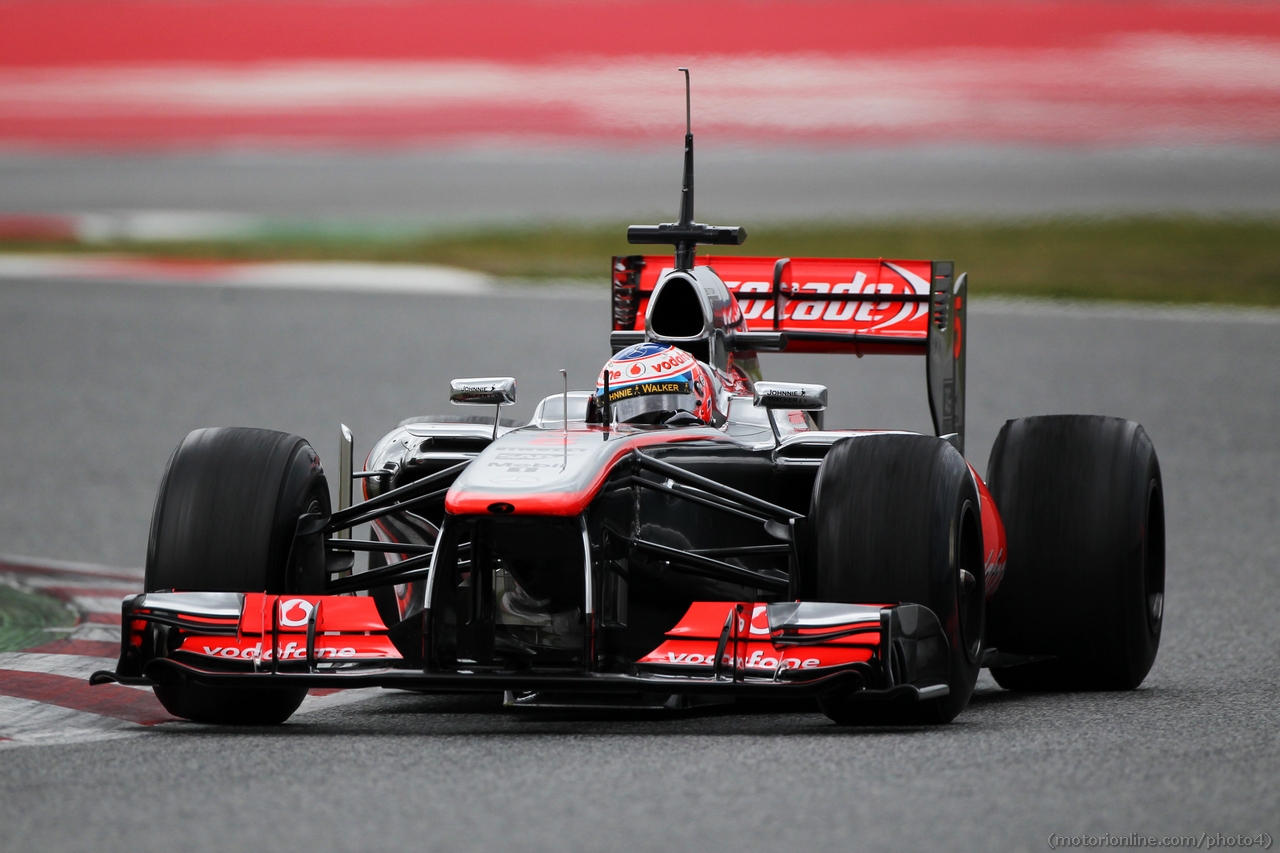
xmin=145 ymin=427 xmax=329 ymax=724
xmin=809 ymin=433 xmax=984 ymax=725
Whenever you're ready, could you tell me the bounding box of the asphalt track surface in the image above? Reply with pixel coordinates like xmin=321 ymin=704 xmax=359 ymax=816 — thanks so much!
xmin=0 ymin=276 xmax=1277 ymax=851
xmin=7 ymin=146 xmax=1280 ymax=225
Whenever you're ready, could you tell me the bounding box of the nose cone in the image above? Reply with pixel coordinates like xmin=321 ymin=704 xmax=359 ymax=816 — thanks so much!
xmin=444 ymin=425 xmax=729 ymax=517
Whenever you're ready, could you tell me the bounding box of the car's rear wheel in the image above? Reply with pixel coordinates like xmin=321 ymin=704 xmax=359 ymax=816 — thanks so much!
xmin=985 ymin=415 xmax=1164 ymax=691
xmin=810 ymin=434 xmax=984 ymax=725
xmin=145 ymin=427 xmax=329 ymax=725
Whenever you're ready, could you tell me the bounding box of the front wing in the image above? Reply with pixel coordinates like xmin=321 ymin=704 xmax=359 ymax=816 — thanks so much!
xmin=92 ymin=592 xmax=951 ymax=705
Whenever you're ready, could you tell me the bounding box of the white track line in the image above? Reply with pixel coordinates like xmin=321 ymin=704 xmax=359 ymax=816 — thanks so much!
xmin=0 ymin=254 xmax=494 ymax=295
xmin=0 ymin=694 xmax=153 ymax=748
xmin=62 ymin=596 xmax=129 ymax=616
xmin=0 ymin=653 xmax=119 ymax=681
xmin=64 ymin=595 xmax=129 ymax=614
xmin=10 ymin=575 xmax=139 ymax=593
xmin=61 ymin=623 xmax=122 ymax=644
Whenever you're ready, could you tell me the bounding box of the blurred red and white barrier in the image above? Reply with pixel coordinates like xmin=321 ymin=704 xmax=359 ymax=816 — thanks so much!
xmin=2 ymin=1 xmax=1279 ymax=148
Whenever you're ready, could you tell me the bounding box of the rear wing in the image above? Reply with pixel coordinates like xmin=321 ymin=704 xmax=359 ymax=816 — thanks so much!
xmin=611 ymin=255 xmax=968 ymax=451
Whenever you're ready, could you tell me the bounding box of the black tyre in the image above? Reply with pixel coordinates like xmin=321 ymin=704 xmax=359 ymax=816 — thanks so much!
xmin=810 ymin=434 xmax=985 ymax=725
xmin=145 ymin=427 xmax=329 ymax=724
xmin=985 ymin=415 xmax=1164 ymax=691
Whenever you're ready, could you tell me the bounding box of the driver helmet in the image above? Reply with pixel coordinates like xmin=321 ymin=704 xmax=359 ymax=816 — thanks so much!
xmin=596 ymin=342 xmax=718 ymax=425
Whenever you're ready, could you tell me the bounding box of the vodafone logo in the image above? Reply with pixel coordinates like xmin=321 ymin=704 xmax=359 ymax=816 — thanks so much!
xmin=279 ymin=598 xmax=314 ymax=627
xmin=199 ymin=642 xmax=358 ymax=661
xmin=654 ymin=352 xmax=692 ymax=372
xmin=600 ymin=344 xmax=698 ymax=392
xmin=662 ymin=650 xmax=821 ymax=670
xmin=615 ymin=352 xmax=691 ymax=379
xmin=735 ymin=604 xmax=773 ymax=635
xmin=749 ymin=604 xmax=771 ymax=635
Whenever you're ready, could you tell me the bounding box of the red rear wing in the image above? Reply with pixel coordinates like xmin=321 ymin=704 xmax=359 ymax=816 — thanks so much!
xmin=613 ymin=255 xmax=944 ymax=356
xmin=611 ymin=254 xmax=968 ymax=449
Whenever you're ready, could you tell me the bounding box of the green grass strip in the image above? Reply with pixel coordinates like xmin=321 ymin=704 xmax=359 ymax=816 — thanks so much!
xmin=5 ymin=216 xmax=1279 ymax=305
xmin=0 ymin=583 xmax=77 ymax=653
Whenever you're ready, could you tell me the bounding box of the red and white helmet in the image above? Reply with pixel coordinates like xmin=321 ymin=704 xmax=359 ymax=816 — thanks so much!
xmin=596 ymin=342 xmax=720 ymax=425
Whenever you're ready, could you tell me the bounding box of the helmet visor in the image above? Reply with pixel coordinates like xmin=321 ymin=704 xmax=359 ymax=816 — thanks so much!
xmin=606 ymin=379 xmax=700 ymax=424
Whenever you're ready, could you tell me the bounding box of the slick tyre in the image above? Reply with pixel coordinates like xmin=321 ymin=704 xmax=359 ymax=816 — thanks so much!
xmin=145 ymin=427 xmax=330 ymax=725
xmin=985 ymin=415 xmax=1164 ymax=691
xmin=811 ymin=434 xmax=984 ymax=725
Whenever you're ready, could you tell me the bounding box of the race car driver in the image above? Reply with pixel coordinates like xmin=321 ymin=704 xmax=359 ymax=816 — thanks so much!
xmin=590 ymin=341 xmax=730 ymax=427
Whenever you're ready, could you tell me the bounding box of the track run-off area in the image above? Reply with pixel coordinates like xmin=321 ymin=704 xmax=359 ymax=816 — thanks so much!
xmin=0 ymin=273 xmax=1275 ymax=851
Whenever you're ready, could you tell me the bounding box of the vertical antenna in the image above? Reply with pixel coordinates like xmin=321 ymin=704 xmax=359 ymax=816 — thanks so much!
xmin=625 ymin=69 xmax=747 ymax=264
xmin=682 ymin=67 xmax=691 ymax=135
xmin=675 ymin=67 xmax=696 ymax=268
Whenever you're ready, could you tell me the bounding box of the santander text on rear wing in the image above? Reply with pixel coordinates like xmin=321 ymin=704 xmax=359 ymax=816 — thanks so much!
xmin=612 ymin=254 xmax=969 ymax=449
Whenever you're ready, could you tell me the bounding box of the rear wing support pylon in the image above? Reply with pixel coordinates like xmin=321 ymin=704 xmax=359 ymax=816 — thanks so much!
xmin=926 ymin=263 xmax=967 ymax=454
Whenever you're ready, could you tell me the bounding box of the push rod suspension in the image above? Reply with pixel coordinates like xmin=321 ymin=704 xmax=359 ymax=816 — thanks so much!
xmin=630 ymin=451 xmax=802 ymax=522
xmin=630 ymin=536 xmax=789 ymax=594
xmin=327 ymin=539 xmax=434 ymax=555
xmin=325 ymin=488 xmax=449 ymax=533
xmin=325 ymin=461 xmax=469 ymax=531
xmin=692 ymin=544 xmax=791 ymax=557
xmin=626 ymin=476 xmax=771 ymax=526
xmin=325 ymin=551 xmax=435 ymax=595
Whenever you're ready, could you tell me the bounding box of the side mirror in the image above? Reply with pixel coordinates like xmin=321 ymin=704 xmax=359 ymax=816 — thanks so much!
xmin=752 ymin=381 xmax=827 ymax=411
xmin=449 ymin=377 xmax=516 ymax=407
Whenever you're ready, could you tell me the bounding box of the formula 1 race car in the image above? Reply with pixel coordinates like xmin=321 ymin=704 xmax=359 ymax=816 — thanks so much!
xmin=92 ymin=75 xmax=1165 ymax=726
